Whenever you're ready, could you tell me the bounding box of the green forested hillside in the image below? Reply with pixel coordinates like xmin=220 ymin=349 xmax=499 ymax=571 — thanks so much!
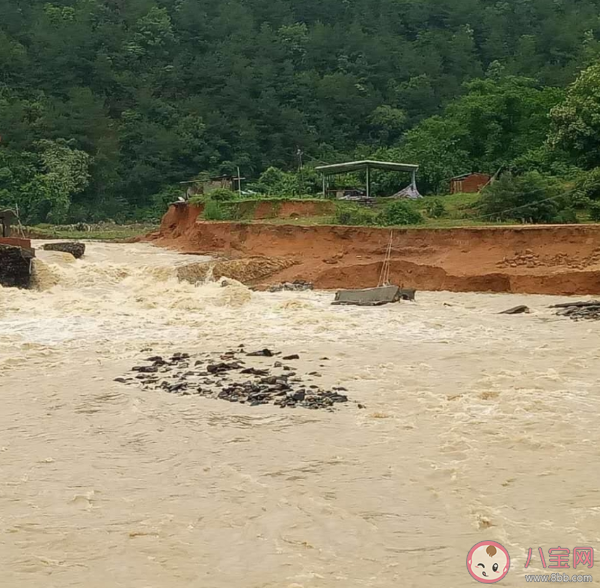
xmin=2 ymin=0 xmax=600 ymax=222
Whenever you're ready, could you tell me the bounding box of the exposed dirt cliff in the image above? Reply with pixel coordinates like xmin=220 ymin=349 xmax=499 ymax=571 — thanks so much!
xmin=149 ymin=203 xmax=600 ymax=295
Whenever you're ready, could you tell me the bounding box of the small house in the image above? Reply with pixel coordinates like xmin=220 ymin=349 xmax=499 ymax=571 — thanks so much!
xmin=181 ymin=175 xmax=238 ymax=200
xmin=450 ymin=173 xmax=492 ymax=194
xmin=203 ymin=175 xmax=236 ymax=194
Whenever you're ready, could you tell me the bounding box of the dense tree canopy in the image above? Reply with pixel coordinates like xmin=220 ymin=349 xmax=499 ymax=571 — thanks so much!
xmin=549 ymin=63 xmax=600 ymax=169
xmin=1 ymin=0 xmax=600 ymax=220
xmin=377 ymin=73 xmax=564 ymax=193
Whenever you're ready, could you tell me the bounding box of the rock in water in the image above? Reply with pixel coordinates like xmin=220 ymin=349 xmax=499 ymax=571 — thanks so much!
xmin=551 ymin=301 xmax=600 ymax=321
xmin=247 ymin=349 xmax=276 ymax=357
xmin=499 ymin=305 xmax=530 ymax=315
xmin=268 ymin=281 xmax=314 ymax=292
xmin=0 ymin=244 xmax=34 ymax=288
xmin=42 ymin=242 xmax=86 ymax=259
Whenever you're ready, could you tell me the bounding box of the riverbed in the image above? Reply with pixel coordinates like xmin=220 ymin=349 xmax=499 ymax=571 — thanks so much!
xmin=1 ymin=242 xmax=599 ymax=587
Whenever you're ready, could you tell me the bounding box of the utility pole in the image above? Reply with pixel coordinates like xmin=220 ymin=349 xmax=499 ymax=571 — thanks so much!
xmin=297 ymin=148 xmax=303 ymax=171
xmin=237 ymin=166 xmax=242 ymax=197
xmin=297 ymin=148 xmax=304 ymax=195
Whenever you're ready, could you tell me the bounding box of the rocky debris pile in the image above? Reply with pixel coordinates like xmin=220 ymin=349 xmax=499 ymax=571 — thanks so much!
xmin=116 ymin=348 xmax=355 ymax=411
xmin=498 ymin=248 xmax=600 ymax=270
xmin=177 ymin=257 xmax=297 ymax=286
xmin=497 ymin=250 xmax=541 ymax=269
xmin=552 ymin=300 xmax=600 ymax=321
xmin=268 ymin=280 xmax=313 ymax=292
xmin=0 ymin=244 xmax=34 ymax=288
xmin=42 ymin=242 xmax=86 ymax=259
xmin=567 ymin=248 xmax=600 ymax=270
xmin=323 ymin=253 xmax=344 ymax=265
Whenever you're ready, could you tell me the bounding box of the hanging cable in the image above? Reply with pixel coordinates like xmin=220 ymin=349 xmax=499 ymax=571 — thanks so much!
xmin=378 ymin=231 xmax=393 ymax=287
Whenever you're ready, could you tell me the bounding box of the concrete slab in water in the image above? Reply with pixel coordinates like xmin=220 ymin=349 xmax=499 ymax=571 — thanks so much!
xmin=332 ymin=285 xmax=402 ymax=307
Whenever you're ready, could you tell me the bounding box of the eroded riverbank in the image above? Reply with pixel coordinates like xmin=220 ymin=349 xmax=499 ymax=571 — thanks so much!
xmin=1 ymin=242 xmax=599 ymax=587
xmin=151 ymin=203 xmax=600 ymax=295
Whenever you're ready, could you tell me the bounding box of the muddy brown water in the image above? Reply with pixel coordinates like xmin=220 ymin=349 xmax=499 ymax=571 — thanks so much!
xmin=1 ymin=242 xmax=599 ymax=587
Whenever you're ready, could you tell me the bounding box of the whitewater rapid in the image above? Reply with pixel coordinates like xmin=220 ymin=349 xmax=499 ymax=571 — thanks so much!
xmin=1 ymin=242 xmax=599 ymax=587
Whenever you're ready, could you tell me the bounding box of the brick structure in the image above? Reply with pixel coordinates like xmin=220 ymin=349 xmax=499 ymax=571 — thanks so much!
xmin=450 ymin=173 xmax=492 ymax=194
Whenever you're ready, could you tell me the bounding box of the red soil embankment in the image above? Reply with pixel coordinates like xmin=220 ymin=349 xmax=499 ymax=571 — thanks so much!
xmin=0 ymin=237 xmax=32 ymax=249
xmin=156 ymin=200 xmax=333 ymax=226
xmin=252 ymin=200 xmax=334 ymax=220
xmin=151 ymin=203 xmax=600 ymax=295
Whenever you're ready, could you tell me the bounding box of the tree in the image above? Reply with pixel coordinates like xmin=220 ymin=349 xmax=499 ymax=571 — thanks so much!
xmin=480 ymin=172 xmax=564 ymax=224
xmin=0 ymin=140 xmax=89 ymax=223
xmin=0 ymin=0 xmax=598 ymax=219
xmin=376 ymin=201 xmax=424 ymax=226
xmin=369 ymin=106 xmax=407 ymax=144
xmin=376 ymin=118 xmax=471 ymax=194
xmin=549 ymin=62 xmax=600 ymax=168
xmin=379 ymin=75 xmax=563 ymax=193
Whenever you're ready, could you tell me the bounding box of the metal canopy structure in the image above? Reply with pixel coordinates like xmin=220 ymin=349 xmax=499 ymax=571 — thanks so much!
xmin=316 ymin=160 xmax=418 ymax=175
xmin=315 ymin=160 xmax=420 ymax=199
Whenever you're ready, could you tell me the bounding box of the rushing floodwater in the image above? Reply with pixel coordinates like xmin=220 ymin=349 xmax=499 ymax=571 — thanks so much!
xmin=1 ymin=242 xmax=599 ymax=588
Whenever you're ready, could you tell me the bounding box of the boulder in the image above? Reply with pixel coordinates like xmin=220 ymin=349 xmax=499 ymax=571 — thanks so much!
xmin=399 ymin=288 xmax=417 ymax=301
xmin=499 ymin=305 xmax=530 ymax=315
xmin=0 ymin=244 xmax=34 ymax=288
xmin=42 ymin=242 xmax=86 ymax=259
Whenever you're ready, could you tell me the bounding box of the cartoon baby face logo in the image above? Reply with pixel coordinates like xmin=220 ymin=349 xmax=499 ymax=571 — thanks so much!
xmin=467 ymin=541 xmax=511 ymax=583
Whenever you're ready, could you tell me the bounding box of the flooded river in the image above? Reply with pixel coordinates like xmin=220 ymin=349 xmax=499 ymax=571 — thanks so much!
xmin=1 ymin=242 xmax=599 ymax=587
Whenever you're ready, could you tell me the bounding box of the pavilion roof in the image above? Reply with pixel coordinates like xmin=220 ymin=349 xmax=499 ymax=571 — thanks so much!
xmin=316 ymin=160 xmax=419 ymax=175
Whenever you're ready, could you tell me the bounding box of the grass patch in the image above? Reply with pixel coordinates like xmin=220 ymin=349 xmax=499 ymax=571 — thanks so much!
xmin=198 ymin=197 xmax=333 ymax=221
xmin=203 ymin=201 xmax=234 ymax=221
xmin=332 ymin=200 xmax=425 ymax=227
xmin=201 ymin=200 xmax=255 ymax=221
xmin=23 ymin=223 xmax=158 ymax=241
xmin=333 ymin=203 xmax=377 ymax=226
xmin=191 ymin=194 xmax=328 ymax=205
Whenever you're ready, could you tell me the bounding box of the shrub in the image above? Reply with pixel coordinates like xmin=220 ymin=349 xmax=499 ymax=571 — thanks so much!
xmin=572 ymin=168 xmax=600 ymax=208
xmin=207 ymin=188 xmax=239 ymax=202
xmin=553 ymin=208 xmax=578 ymax=224
xmin=204 ymin=200 xmax=233 ymax=221
xmin=480 ymin=172 xmax=563 ymax=224
xmin=130 ymin=207 xmax=161 ymax=223
xmin=153 ymin=185 xmax=183 ymax=211
xmin=255 ymin=166 xmax=322 ymax=197
xmin=425 ymin=199 xmax=447 ymax=218
xmin=333 ymin=204 xmax=377 ymax=226
xmin=376 ymin=200 xmax=424 ymax=226
xmin=590 ymin=202 xmax=600 ymax=222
